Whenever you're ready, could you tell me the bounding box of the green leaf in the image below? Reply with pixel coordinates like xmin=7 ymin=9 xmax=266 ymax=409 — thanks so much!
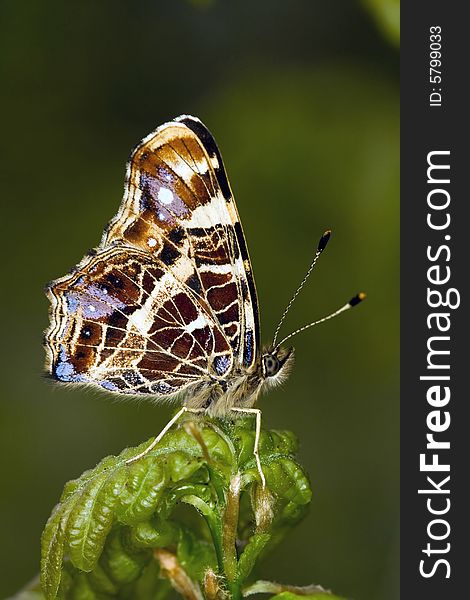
xmin=243 ymin=582 xmax=346 ymax=600
xmin=100 ymin=528 xmax=150 ymax=585
xmin=41 ymin=497 xmax=78 ymax=599
xmin=55 ymin=565 xmax=73 ymax=600
xmin=67 ymin=467 xmax=127 ymax=571
xmin=85 ymin=561 xmax=118 ymax=596
xmin=272 ymin=593 xmax=346 ymax=600
xmin=60 ymin=455 xmax=121 ymax=503
xmin=177 ymin=526 xmax=217 ymax=580
xmin=236 ymin=533 xmax=271 ymax=583
xmin=127 ymin=560 xmax=171 ymax=600
xmin=40 ymin=417 xmax=314 ymax=599
xmin=127 ymin=516 xmax=179 ymax=549
xmin=233 ymin=423 xmax=299 ymax=471
xmin=117 ymin=457 xmax=168 ymax=525
xmin=66 ymin=571 xmax=100 ymax=600
xmin=264 ymin=458 xmax=311 ymax=506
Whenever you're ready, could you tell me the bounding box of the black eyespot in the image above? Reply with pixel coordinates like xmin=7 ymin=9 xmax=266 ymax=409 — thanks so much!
xmin=81 ymin=327 xmax=92 ymax=339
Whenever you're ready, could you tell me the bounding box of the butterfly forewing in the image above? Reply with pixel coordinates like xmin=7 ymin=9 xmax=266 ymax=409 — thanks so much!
xmin=45 ymin=116 xmax=260 ymax=397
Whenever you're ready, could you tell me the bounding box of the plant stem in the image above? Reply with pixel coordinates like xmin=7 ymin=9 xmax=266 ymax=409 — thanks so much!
xmin=154 ymin=548 xmax=203 ymax=600
xmin=222 ymin=474 xmax=242 ymax=600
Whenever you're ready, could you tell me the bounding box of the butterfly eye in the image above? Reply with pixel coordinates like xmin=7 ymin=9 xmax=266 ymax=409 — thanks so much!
xmin=262 ymin=354 xmax=280 ymax=377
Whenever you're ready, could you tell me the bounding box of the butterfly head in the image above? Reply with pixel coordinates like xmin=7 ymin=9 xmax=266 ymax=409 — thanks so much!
xmin=261 ymin=346 xmax=294 ymax=387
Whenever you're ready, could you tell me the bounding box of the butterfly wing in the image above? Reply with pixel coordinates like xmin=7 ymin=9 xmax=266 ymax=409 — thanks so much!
xmin=46 ymin=246 xmax=231 ymax=395
xmin=45 ymin=116 xmax=259 ymax=396
xmin=103 ymin=115 xmax=259 ymax=370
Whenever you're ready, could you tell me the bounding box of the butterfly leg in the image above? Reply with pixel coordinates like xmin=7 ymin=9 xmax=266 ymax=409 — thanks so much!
xmin=231 ymin=407 xmax=266 ymax=488
xmin=126 ymin=407 xmax=205 ymax=464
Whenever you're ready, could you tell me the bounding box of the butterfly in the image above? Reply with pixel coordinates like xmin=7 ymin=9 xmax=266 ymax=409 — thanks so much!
xmin=45 ymin=115 xmax=365 ymax=486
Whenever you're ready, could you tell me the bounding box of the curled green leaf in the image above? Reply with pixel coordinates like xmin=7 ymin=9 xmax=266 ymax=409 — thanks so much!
xmin=236 ymin=533 xmax=271 ymax=584
xmin=67 ymin=467 xmax=127 ymax=571
xmin=40 ymin=417 xmax=313 ymax=600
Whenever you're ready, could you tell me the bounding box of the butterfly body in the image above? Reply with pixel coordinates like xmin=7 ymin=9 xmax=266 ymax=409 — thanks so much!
xmin=45 ymin=115 xmax=294 ymax=419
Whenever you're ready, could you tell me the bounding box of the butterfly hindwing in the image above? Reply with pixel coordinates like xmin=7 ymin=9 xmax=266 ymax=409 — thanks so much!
xmin=46 ymin=246 xmax=232 ymax=395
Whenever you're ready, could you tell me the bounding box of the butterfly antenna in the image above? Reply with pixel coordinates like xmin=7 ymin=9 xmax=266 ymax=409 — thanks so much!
xmin=272 ymin=230 xmax=331 ymax=347
xmin=275 ymin=292 xmax=366 ymax=349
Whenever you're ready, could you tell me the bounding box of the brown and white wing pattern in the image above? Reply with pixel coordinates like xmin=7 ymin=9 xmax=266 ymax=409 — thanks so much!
xmin=45 ymin=116 xmax=260 ymax=397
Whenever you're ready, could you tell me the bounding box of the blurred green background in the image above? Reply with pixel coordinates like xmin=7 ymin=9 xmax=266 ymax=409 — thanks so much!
xmin=0 ymin=1 xmax=398 ymax=599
